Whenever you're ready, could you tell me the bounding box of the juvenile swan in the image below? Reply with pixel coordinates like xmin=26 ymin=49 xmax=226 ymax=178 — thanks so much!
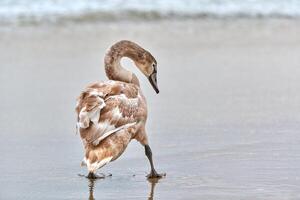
xmin=76 ymin=40 xmax=165 ymax=179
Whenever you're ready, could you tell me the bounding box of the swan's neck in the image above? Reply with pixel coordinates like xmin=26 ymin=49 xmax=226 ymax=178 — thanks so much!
xmin=104 ymin=42 xmax=140 ymax=86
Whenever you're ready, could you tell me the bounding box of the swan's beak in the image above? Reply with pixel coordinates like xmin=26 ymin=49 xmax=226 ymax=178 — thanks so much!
xmin=148 ymin=72 xmax=159 ymax=94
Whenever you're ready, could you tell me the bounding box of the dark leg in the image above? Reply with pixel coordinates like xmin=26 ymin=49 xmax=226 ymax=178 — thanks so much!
xmin=144 ymin=145 xmax=166 ymax=179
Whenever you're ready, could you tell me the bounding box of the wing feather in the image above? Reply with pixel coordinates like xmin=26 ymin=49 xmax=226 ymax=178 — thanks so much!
xmin=76 ymin=81 xmax=140 ymax=146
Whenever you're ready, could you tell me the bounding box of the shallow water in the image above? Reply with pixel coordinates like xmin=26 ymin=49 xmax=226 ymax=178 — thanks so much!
xmin=0 ymin=20 xmax=300 ymax=199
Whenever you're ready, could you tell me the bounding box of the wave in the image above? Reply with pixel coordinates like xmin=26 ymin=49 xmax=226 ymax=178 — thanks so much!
xmin=1 ymin=0 xmax=300 ymax=24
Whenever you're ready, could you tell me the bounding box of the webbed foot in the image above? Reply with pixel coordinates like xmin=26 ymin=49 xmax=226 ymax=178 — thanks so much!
xmin=78 ymin=172 xmax=112 ymax=179
xmin=146 ymin=170 xmax=166 ymax=179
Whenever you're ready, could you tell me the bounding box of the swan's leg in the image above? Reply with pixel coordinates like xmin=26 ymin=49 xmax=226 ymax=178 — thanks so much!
xmin=144 ymin=144 xmax=166 ymax=179
xmin=134 ymin=128 xmax=166 ymax=179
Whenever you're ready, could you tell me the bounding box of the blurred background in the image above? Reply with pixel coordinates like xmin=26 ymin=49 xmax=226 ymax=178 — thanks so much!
xmin=1 ymin=0 xmax=300 ymax=24
xmin=0 ymin=0 xmax=300 ymax=199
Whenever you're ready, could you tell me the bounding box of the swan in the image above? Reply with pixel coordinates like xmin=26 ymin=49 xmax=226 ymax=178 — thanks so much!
xmin=75 ymin=40 xmax=165 ymax=179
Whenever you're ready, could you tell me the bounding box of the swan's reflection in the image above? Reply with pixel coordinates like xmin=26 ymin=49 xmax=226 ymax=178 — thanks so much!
xmin=87 ymin=176 xmax=161 ymax=200
xmin=88 ymin=178 xmax=96 ymax=200
xmin=147 ymin=178 xmax=159 ymax=200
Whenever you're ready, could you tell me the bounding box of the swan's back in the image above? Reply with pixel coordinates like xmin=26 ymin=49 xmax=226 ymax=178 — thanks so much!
xmin=76 ymin=80 xmax=146 ymax=147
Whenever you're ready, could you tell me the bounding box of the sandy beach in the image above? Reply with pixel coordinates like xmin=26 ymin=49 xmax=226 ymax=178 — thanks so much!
xmin=1 ymin=19 xmax=300 ymax=199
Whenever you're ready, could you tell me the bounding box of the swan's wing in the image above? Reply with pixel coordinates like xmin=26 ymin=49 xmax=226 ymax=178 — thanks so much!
xmin=76 ymin=81 xmax=140 ymax=146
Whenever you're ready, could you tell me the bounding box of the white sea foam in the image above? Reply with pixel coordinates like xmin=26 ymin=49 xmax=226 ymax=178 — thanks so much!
xmin=1 ymin=0 xmax=300 ymax=24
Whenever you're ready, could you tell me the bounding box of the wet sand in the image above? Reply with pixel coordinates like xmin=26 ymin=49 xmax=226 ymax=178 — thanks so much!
xmin=1 ymin=19 xmax=300 ymax=199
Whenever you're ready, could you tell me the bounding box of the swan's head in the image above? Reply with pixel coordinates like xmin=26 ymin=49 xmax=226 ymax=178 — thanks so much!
xmin=106 ymin=40 xmax=159 ymax=93
xmin=134 ymin=51 xmax=159 ymax=94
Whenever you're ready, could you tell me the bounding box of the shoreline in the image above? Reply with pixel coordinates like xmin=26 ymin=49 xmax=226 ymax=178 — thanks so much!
xmin=1 ymin=17 xmax=300 ymax=29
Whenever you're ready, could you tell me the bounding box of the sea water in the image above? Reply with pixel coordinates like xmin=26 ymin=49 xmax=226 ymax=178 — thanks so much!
xmin=1 ymin=0 xmax=300 ymax=24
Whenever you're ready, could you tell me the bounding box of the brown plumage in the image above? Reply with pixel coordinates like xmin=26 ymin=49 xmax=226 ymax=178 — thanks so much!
xmin=75 ymin=40 xmax=165 ymax=179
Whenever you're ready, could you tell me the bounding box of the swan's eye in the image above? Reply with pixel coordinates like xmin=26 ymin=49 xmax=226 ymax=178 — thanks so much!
xmin=152 ymin=63 xmax=157 ymax=73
